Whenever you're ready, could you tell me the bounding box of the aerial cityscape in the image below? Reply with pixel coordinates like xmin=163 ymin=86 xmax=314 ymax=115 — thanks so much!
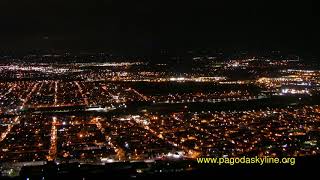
xmin=0 ymin=0 xmax=319 ymax=179
xmin=0 ymin=51 xmax=319 ymax=178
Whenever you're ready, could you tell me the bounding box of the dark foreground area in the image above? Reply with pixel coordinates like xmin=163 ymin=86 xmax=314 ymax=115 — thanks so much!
xmin=1 ymin=156 xmax=319 ymax=179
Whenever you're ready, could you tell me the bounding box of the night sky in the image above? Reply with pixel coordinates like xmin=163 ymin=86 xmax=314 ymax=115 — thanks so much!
xmin=0 ymin=0 xmax=318 ymax=55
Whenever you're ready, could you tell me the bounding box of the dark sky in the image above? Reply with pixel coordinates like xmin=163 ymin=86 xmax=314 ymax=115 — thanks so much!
xmin=0 ymin=0 xmax=318 ymax=55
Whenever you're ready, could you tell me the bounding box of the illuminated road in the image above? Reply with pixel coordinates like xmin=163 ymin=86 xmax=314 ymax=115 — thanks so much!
xmin=47 ymin=117 xmax=58 ymax=161
xmin=129 ymin=88 xmax=148 ymax=101
xmin=155 ymin=95 xmax=268 ymax=104
xmin=132 ymin=116 xmax=200 ymax=159
xmin=0 ymin=83 xmax=40 ymax=144
xmin=54 ymin=81 xmax=58 ymax=105
xmin=90 ymin=117 xmax=126 ymax=160
xmin=0 ymin=84 xmax=16 ymax=98
xmin=74 ymin=81 xmax=89 ymax=105
xmin=22 ymin=82 xmax=40 ymax=106
xmin=0 ymin=116 xmax=20 ymax=143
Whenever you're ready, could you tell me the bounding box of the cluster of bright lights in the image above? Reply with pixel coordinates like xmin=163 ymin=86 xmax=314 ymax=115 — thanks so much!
xmin=281 ymin=88 xmax=310 ymax=95
xmin=0 ymin=65 xmax=71 ymax=73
